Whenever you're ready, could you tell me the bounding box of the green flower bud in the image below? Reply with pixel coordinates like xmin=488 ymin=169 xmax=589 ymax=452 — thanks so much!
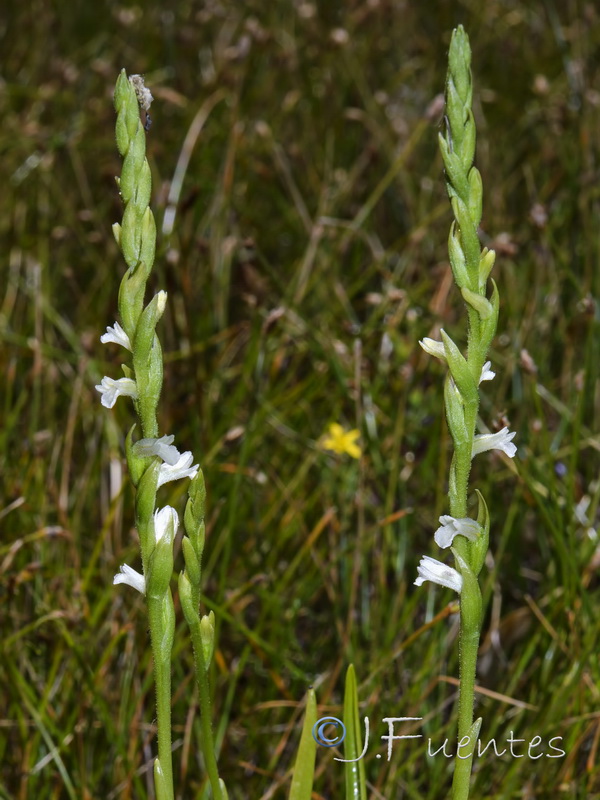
xmin=452 ymin=548 xmax=482 ymax=632
xmin=439 ymin=134 xmax=469 ymax=202
xmin=441 ymin=330 xmax=477 ymax=407
xmin=447 ymin=26 xmax=472 ymax=110
xmin=139 ymin=206 xmax=156 ymax=276
xmin=118 ymin=260 xmax=147 ymax=338
xmin=125 ymin=424 xmax=151 ymax=487
xmin=134 ymin=160 xmax=152 ymax=216
xmin=448 ymin=222 xmax=470 ymax=289
xmin=182 ymin=535 xmax=201 ymax=589
xmin=467 ymin=165 xmax=482 ymax=228
xmin=115 ymin=109 xmax=130 ymax=158
xmin=120 ymin=124 xmax=146 ymax=205
xmin=478 ymin=248 xmax=496 ymax=289
xmin=478 ymin=279 xmax=499 ymax=356
xmin=461 ymin=286 xmax=493 ymax=319
xmin=148 ymin=521 xmax=175 ymax=600
xmin=134 ymin=292 xmax=168 ymax=368
xmin=185 ymin=470 xmax=207 ymax=560
xmin=451 ymin=196 xmax=480 ymax=276
xmin=147 ymin=549 xmax=172 ymax=601
xmin=461 ymin=111 xmax=476 ymax=173
xmin=445 ymin=79 xmax=466 ymax=151
xmin=114 ymin=71 xmax=141 ymax=154
xmin=121 ymin=202 xmax=142 ymax=269
xmin=444 ymin=375 xmax=468 ymax=448
xmin=114 ymin=71 xmax=139 ymax=130
xmin=200 ymin=611 xmax=215 ymax=669
xmin=179 ymin=570 xmax=199 ymax=627
xmin=147 ymin=336 xmax=164 ymax=414
xmin=188 ymin=468 xmax=206 ymax=520
xmin=470 ymin=490 xmax=490 ymax=576
xmin=113 ymin=70 xmax=130 ymax=111
xmin=136 ymin=458 xmax=160 ymax=533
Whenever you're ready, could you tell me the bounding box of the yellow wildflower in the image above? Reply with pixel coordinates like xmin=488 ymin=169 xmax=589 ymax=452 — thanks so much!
xmin=320 ymin=423 xmax=362 ymax=459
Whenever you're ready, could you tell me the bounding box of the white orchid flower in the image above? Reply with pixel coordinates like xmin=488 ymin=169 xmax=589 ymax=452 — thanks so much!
xmin=479 ymin=361 xmax=495 ymax=383
xmin=414 ymin=555 xmax=463 ymax=593
xmin=113 ymin=563 xmax=145 ymax=594
xmin=157 ymin=451 xmax=199 ymax=487
xmin=154 ymin=505 xmax=179 ymax=542
xmin=131 ymin=436 xmax=198 ymax=482
xmin=421 ymin=338 xmax=495 ymax=386
xmin=434 ymin=515 xmax=480 ymax=549
xmin=100 ymin=321 xmax=132 ymax=351
xmin=472 ymin=426 xmax=517 ymax=459
xmin=132 ymin=435 xmax=181 ymax=466
xmin=95 ymin=376 xmax=138 ymax=409
xmin=419 ymin=337 xmax=446 ymax=360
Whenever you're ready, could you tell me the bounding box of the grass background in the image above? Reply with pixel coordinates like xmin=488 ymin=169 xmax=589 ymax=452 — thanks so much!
xmin=1 ymin=0 xmax=600 ymax=798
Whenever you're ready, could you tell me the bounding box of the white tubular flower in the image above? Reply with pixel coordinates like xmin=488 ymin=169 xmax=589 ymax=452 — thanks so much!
xmin=419 ymin=337 xmax=446 ymax=360
xmin=154 ymin=505 xmax=179 ymax=543
xmin=100 ymin=321 xmax=132 ymax=351
xmin=157 ymin=451 xmax=199 ymax=487
xmin=414 ymin=555 xmax=463 ymax=593
xmin=113 ymin=564 xmax=146 ymax=594
xmin=434 ymin=515 xmax=480 ymax=549
xmin=95 ymin=376 xmax=138 ymax=409
xmin=472 ymin=426 xmax=517 ymax=459
xmin=133 ymin=435 xmax=181 ymax=466
xmin=479 ymin=361 xmax=495 ymax=383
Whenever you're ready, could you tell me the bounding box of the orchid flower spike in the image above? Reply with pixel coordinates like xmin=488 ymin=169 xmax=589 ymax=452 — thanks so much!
xmin=95 ymin=376 xmax=138 ymax=409
xmin=113 ymin=563 xmax=146 ymax=594
xmin=100 ymin=321 xmax=132 ymax=351
xmin=472 ymin=426 xmax=517 ymax=459
xmin=414 ymin=555 xmax=463 ymax=593
xmin=434 ymin=516 xmax=480 ymax=549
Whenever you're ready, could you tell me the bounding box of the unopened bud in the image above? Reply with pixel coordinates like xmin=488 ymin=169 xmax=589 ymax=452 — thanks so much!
xmin=461 ymin=287 xmax=492 ymax=319
xmin=200 ymin=611 xmax=215 ymax=668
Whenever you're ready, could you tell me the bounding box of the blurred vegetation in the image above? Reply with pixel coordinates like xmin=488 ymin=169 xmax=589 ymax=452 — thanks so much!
xmin=1 ymin=1 xmax=600 ymax=798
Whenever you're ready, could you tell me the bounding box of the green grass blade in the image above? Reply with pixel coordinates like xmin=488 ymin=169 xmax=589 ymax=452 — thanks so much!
xmin=288 ymin=687 xmax=317 ymax=800
xmin=343 ymin=665 xmax=367 ymax=800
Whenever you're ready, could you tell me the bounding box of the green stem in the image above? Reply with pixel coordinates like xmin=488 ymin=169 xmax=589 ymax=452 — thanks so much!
xmin=148 ymin=595 xmax=175 ymax=800
xmin=451 ymin=614 xmax=481 ymax=800
xmin=450 ymin=393 xmax=481 ymax=800
xmin=188 ymin=618 xmax=225 ymax=799
xmin=449 ymin=398 xmax=478 ymax=520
